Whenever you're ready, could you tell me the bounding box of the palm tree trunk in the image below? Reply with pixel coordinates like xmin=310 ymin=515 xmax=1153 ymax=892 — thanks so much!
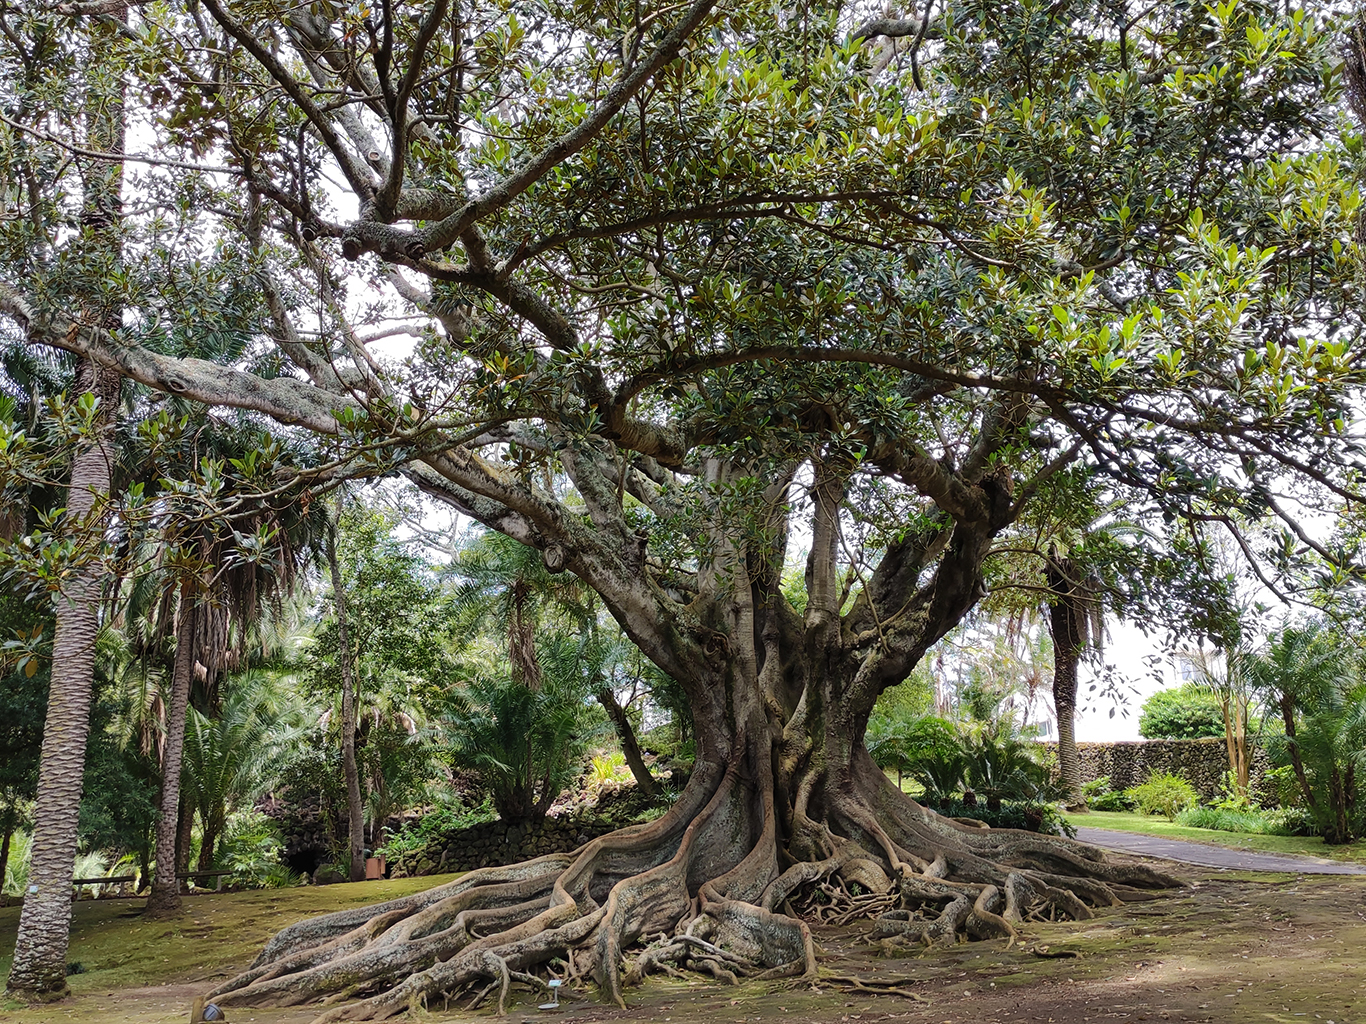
xmin=6 ymin=3 xmax=126 ymax=994
xmin=197 ymin=814 xmax=220 ymax=874
xmin=327 ymin=528 xmax=366 ymax=883
xmin=596 ymin=687 xmax=656 ymax=798
xmin=1045 ymin=555 xmax=1087 ymax=809
xmin=148 ymin=593 xmax=196 ymax=916
xmin=5 ymin=365 xmax=119 ymax=996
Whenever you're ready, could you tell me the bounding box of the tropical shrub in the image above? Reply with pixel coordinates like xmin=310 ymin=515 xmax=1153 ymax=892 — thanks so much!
xmin=1082 ymin=775 xmax=1135 ymax=812
xmin=379 ymin=801 xmax=498 ymax=861
xmin=963 ymin=728 xmax=1057 ymax=806
xmin=1127 ymin=773 xmax=1198 ymax=818
xmin=1249 ymin=624 xmax=1366 ymax=844
xmin=938 ymin=800 xmax=1077 ymax=838
xmin=218 ymin=810 xmax=289 ymax=887
xmin=438 ymin=665 xmax=591 ymax=825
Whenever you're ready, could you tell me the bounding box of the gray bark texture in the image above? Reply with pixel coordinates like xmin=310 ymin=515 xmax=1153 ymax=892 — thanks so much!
xmin=596 ymin=687 xmax=656 ymax=799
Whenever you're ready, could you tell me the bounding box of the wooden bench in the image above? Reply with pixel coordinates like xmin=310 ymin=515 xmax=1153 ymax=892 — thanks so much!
xmin=71 ymin=875 xmax=137 ymax=896
xmin=68 ymin=870 xmax=237 ymax=897
xmin=177 ymin=870 xmax=236 ymax=892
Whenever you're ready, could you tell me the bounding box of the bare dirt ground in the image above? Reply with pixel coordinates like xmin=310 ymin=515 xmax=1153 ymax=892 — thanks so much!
xmin=3 ymin=858 xmax=1364 ymax=1024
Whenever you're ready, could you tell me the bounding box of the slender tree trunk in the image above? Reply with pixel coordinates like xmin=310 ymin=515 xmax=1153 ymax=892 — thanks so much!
xmin=596 ymin=687 xmax=656 ymax=798
xmin=327 ymin=527 xmax=366 ymax=883
xmin=0 ymin=810 xmax=13 ymax=906
xmin=148 ymin=593 xmax=196 ymax=916
xmin=175 ymin=791 xmax=194 ymax=875
xmin=1046 ymin=557 xmax=1086 ymax=808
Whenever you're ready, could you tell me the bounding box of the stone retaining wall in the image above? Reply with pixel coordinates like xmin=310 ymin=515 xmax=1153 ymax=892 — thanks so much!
xmin=387 ymin=814 xmax=630 ymax=878
xmin=1045 ymin=738 xmax=1272 ymax=803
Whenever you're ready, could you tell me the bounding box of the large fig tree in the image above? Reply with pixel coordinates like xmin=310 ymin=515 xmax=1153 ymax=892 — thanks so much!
xmin=2 ymin=0 xmax=1361 ymax=1016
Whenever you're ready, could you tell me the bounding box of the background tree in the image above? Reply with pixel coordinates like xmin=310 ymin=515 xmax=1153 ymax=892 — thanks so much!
xmin=1138 ymin=683 xmax=1228 ymax=741
xmin=1249 ymin=623 xmax=1366 ymax=844
xmin=311 ymin=498 xmax=448 ymax=874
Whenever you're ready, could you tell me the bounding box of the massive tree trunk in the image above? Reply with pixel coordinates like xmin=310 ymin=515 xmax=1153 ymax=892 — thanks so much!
xmin=328 ymin=526 xmax=367 ymax=884
xmin=205 ymin=455 xmax=1180 ymax=1021
xmin=147 ymin=592 xmax=197 ymax=916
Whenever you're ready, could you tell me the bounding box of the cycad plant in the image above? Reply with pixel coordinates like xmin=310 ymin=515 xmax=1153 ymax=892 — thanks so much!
xmin=963 ymin=726 xmax=1056 ymax=811
xmin=895 ymin=716 xmax=967 ymax=807
xmin=437 ymin=650 xmax=590 ymax=825
xmin=180 ymin=668 xmax=305 ymax=871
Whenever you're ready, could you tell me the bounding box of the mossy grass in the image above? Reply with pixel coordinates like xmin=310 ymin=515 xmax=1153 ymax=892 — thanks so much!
xmin=0 ymin=873 xmax=461 ymax=1015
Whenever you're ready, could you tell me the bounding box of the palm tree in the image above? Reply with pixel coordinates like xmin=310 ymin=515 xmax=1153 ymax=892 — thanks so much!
xmin=6 ymin=7 xmax=126 ymax=989
xmin=445 ymin=530 xmax=659 ymax=794
xmin=1248 ymin=623 xmax=1366 ymax=844
xmin=132 ymin=423 xmax=323 ymax=915
xmin=1044 ymin=549 xmax=1104 ymax=807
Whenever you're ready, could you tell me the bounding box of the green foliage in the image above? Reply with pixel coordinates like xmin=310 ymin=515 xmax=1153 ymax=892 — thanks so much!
xmin=1127 ymin=773 xmax=1198 ymax=819
xmin=963 ymin=727 xmax=1059 ymax=804
xmin=1249 ymin=623 xmax=1366 ymax=844
xmin=1262 ymin=765 xmax=1304 ymax=810
xmin=436 ymin=659 xmax=592 ymax=825
xmin=587 ymin=751 xmax=630 ymax=790
xmin=218 ymin=810 xmax=288 ymax=886
xmin=2 ymin=829 xmax=30 ymax=896
xmin=1174 ymin=805 xmax=1314 ymax=837
xmin=181 ymin=668 xmax=305 ymax=864
xmin=875 ymin=711 xmax=1058 ymax=807
xmin=939 ymin=799 xmax=1077 ymax=838
xmin=1138 ymin=684 xmax=1226 ymax=740
xmin=379 ymin=801 xmax=497 ymax=861
xmin=1082 ymin=777 xmax=1136 ymax=813
xmin=0 ymin=592 xmax=48 ymax=816
xmin=889 ymin=717 xmax=967 ymax=802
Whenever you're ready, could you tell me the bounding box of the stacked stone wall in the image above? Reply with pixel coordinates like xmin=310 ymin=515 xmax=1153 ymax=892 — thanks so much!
xmin=386 ymin=813 xmax=627 ymax=878
xmin=1045 ymin=738 xmax=1273 ymax=803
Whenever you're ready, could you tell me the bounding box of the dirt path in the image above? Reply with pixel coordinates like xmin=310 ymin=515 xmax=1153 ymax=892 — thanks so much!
xmin=1073 ymin=826 xmax=1366 ymax=875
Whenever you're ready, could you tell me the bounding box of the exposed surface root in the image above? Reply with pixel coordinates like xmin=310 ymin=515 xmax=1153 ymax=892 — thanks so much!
xmin=204 ymin=755 xmax=1181 ymax=1021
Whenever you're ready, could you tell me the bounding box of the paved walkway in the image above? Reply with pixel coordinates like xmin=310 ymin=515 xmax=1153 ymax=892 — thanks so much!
xmin=1072 ymin=825 xmax=1366 ymax=875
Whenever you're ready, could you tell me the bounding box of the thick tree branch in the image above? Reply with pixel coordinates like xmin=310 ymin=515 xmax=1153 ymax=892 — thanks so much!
xmin=198 ymin=0 xmax=378 ymax=200
xmin=357 ymin=0 xmax=718 ymax=259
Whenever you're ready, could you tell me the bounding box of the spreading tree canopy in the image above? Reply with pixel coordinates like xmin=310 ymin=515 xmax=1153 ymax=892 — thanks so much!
xmin=2 ymin=0 xmax=1363 ymax=1015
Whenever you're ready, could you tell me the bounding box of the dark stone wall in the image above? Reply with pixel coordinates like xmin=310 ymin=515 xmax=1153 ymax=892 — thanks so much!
xmin=1045 ymin=738 xmax=1272 ymax=803
xmin=386 ymin=814 xmax=626 ymax=878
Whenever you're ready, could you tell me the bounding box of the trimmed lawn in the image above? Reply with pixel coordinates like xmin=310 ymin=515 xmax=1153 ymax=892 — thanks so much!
xmin=1066 ymin=809 xmax=1366 ymax=864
